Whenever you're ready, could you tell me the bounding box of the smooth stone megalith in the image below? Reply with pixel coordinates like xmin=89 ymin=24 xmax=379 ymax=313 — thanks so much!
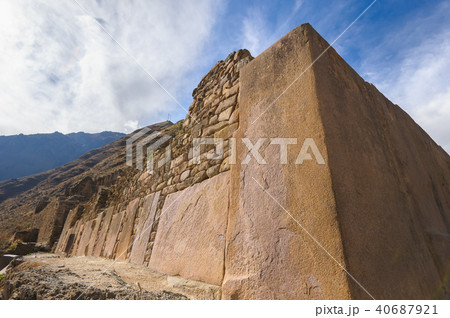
xmin=149 ymin=172 xmax=230 ymax=286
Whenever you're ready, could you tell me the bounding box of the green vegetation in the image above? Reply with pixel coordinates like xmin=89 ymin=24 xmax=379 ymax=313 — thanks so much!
xmin=8 ymin=241 xmax=18 ymax=251
xmin=0 ymin=274 xmax=4 ymax=281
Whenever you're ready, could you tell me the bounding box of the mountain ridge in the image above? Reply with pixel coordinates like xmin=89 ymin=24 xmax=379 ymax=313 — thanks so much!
xmin=0 ymin=131 xmax=125 ymax=182
xmin=0 ymin=122 xmax=172 ymax=247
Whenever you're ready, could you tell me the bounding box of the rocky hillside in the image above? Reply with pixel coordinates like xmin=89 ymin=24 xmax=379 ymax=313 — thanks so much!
xmin=0 ymin=122 xmax=171 ymax=248
xmin=0 ymin=131 xmax=125 ymax=182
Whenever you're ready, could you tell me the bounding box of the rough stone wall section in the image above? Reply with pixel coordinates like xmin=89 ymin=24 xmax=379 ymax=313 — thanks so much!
xmin=75 ymin=219 xmax=94 ymax=256
xmin=92 ymin=206 xmax=114 ymax=257
xmin=54 ymin=207 xmax=80 ymax=252
xmin=35 ymin=198 xmax=78 ymax=247
xmin=48 ymin=25 xmax=449 ymax=300
xmin=86 ymin=212 xmax=103 ymax=256
xmin=115 ymin=198 xmax=140 ymax=260
xmin=102 ymin=211 xmax=124 ymax=259
xmin=145 ymin=49 xmax=253 ymax=199
xmin=54 ymin=50 xmax=253 ymax=271
xmin=128 ymin=192 xmax=160 ymax=265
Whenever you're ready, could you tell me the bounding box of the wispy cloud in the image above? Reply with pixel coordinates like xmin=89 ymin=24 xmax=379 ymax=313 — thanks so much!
xmin=237 ymin=0 xmax=450 ymax=152
xmin=0 ymin=0 xmax=221 ymax=135
xmin=375 ymin=33 xmax=450 ymax=152
xmin=241 ymin=8 xmax=269 ymax=55
xmin=239 ymin=0 xmax=305 ymax=56
xmin=360 ymin=1 xmax=450 ymax=152
xmin=1 ymin=0 xmax=449 ymax=155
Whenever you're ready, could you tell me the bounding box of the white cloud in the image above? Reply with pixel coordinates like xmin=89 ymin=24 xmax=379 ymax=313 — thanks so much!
xmin=0 ymin=0 xmax=221 ymax=135
xmin=242 ymin=8 xmax=269 ymax=56
xmin=2 ymin=0 xmax=449 ymax=156
xmin=240 ymin=1 xmax=305 ymax=56
xmin=360 ymin=4 xmax=450 ymax=153
xmin=381 ymin=34 xmax=450 ymax=152
xmin=124 ymin=120 xmax=139 ymax=132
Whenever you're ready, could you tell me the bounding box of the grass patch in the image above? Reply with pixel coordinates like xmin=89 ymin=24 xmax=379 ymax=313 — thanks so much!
xmin=163 ymin=120 xmax=184 ymax=137
xmin=8 ymin=241 xmax=18 ymax=251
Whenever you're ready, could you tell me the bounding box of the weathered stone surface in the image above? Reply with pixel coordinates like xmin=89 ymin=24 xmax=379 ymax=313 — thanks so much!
xmin=206 ymin=164 xmax=220 ymax=178
xmin=224 ymin=23 xmax=450 ymax=300
xmin=149 ymin=172 xmax=230 ymax=285
xmin=86 ymin=212 xmax=103 ymax=256
xmin=214 ymin=123 xmax=238 ymax=139
xmin=224 ymin=83 xmax=239 ymax=99
xmin=71 ymin=223 xmax=85 ymax=256
xmin=193 ymin=170 xmax=207 ymax=183
xmin=75 ymin=220 xmax=94 ymax=256
xmin=116 ymin=198 xmax=140 ymax=260
xmin=215 ymin=95 xmax=237 ymax=115
xmin=228 ymin=108 xmax=239 ymax=124
xmin=218 ymin=106 xmax=233 ymax=122
xmin=103 ymin=211 xmax=124 ymax=258
xmin=202 ymin=121 xmax=228 ymax=137
xmin=209 ymin=115 xmax=218 ymax=125
xmin=219 ymin=157 xmax=229 ymax=173
xmin=306 ymin=24 xmax=450 ymax=300
xmin=170 ymin=154 xmax=185 ymax=169
xmin=92 ymin=207 xmax=114 ymax=257
xmin=60 ymin=218 xmax=82 ymax=254
xmin=36 ymin=199 xmax=76 ymax=247
xmin=224 ymin=24 xmax=348 ymax=300
xmin=155 ymin=182 xmax=166 ymax=192
xmin=129 ymin=192 xmax=160 ymax=265
xmin=55 ymin=208 xmax=78 ymax=253
xmin=180 ymin=170 xmax=190 ymax=182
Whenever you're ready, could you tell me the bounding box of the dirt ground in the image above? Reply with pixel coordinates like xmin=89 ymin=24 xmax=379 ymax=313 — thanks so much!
xmin=0 ymin=253 xmax=221 ymax=300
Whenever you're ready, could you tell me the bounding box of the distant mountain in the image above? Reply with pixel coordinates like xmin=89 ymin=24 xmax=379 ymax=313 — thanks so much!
xmin=0 ymin=122 xmax=171 ymax=248
xmin=0 ymin=131 xmax=125 ymax=182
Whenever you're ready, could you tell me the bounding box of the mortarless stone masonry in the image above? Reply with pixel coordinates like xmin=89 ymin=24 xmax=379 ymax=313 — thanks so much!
xmin=48 ymin=24 xmax=449 ymax=299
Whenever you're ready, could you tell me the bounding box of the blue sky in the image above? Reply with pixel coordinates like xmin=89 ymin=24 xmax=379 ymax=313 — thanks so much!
xmin=0 ymin=0 xmax=449 ymax=151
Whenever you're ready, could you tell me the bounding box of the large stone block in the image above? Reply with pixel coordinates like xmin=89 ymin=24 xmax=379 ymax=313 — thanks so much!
xmin=63 ymin=223 xmax=78 ymax=254
xmin=129 ymin=192 xmax=160 ymax=265
xmin=224 ymin=23 xmax=450 ymax=300
xmin=103 ymin=211 xmax=124 ymax=258
xmin=223 ymin=24 xmax=348 ymax=300
xmin=71 ymin=223 xmax=85 ymax=255
xmin=115 ymin=198 xmax=140 ymax=260
xmin=61 ymin=219 xmax=82 ymax=254
xmin=92 ymin=207 xmax=114 ymax=257
xmin=307 ymin=24 xmax=450 ymax=299
xmin=55 ymin=208 xmax=78 ymax=253
xmin=75 ymin=219 xmax=94 ymax=256
xmin=86 ymin=212 xmax=103 ymax=256
xmin=148 ymin=172 xmax=230 ymax=286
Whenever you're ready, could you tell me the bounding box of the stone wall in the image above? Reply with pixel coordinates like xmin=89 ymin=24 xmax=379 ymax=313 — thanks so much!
xmin=54 ymin=50 xmax=253 ymax=269
xmin=224 ymin=24 xmax=450 ymax=300
xmin=147 ymin=49 xmax=252 ymax=197
xmin=149 ymin=172 xmax=230 ymax=286
xmin=35 ymin=197 xmax=79 ymax=247
xmin=51 ymin=24 xmax=449 ymax=300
